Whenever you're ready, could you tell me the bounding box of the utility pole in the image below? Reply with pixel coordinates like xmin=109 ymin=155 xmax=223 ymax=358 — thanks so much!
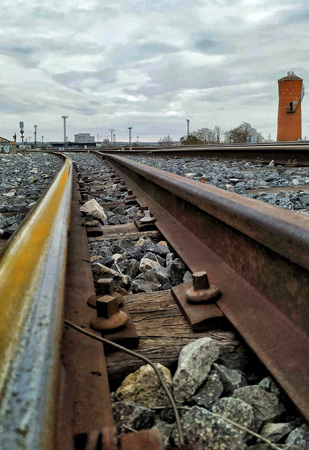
xmin=128 ymin=127 xmax=132 ymax=149
xmin=42 ymin=136 xmax=44 ymax=146
xmin=34 ymin=125 xmax=37 ymax=148
xmin=19 ymin=122 xmax=24 ymax=149
xmin=186 ymin=119 xmax=190 ymax=137
xmin=109 ymin=129 xmax=114 ymax=147
xmin=62 ymin=116 xmax=68 ymax=149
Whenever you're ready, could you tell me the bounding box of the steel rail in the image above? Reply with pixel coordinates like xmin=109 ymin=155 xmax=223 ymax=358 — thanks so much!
xmin=101 ymin=142 xmax=309 ymax=164
xmin=0 ymin=156 xmax=72 ymax=449
xmin=102 ymin=153 xmax=309 ymax=420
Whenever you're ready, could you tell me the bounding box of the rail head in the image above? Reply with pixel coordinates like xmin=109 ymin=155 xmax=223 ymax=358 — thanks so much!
xmin=0 ymin=155 xmax=72 ymax=449
xmin=102 ymin=153 xmax=309 ymax=271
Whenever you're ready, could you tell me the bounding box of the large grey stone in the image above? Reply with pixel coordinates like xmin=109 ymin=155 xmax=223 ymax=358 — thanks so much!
xmin=126 ymin=259 xmax=140 ymax=278
xmin=144 ymin=251 xmax=165 ymax=266
xmin=285 ymin=424 xmax=309 ymax=448
xmin=153 ymin=419 xmax=173 ymax=447
xmin=259 ymin=423 xmax=294 ymax=443
xmin=183 ymin=271 xmax=193 ymax=283
xmin=113 ymin=401 xmax=155 ymax=435
xmin=233 ymin=386 xmax=286 ymax=423
xmin=152 ymin=265 xmax=170 ymax=285
xmin=189 ymin=369 xmax=223 ymax=408
xmin=132 ymin=279 xmax=161 ymax=293
xmin=173 ymin=337 xmax=219 ymax=403
xmin=212 ymin=397 xmax=259 ymax=441
xmin=144 ymin=243 xmax=170 ymax=256
xmin=171 ymin=406 xmax=246 ymax=449
xmin=80 ymin=198 xmax=107 ymax=221
xmin=125 ymin=246 xmax=143 ymax=260
xmin=213 ymin=363 xmax=247 ymax=395
xmin=132 ymin=269 xmax=161 ymax=292
xmin=139 ymin=257 xmax=159 ymax=272
xmin=116 ymin=363 xmax=172 ymax=408
xmin=169 ymin=258 xmax=186 ymax=285
xmin=258 ymin=377 xmax=281 ymax=397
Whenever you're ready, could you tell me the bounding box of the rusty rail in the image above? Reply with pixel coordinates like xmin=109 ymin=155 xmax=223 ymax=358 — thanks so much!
xmin=100 ymin=142 xmax=309 ymax=165
xmin=102 ymin=153 xmax=309 ymax=421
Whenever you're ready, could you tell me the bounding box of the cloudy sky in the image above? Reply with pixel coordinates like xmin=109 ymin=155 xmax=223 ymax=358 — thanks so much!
xmin=1 ymin=0 xmax=308 ymax=143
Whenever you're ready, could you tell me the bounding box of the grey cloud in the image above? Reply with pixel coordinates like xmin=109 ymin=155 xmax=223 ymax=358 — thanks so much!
xmin=114 ymin=41 xmax=181 ymax=64
xmin=67 ymin=106 xmax=96 ymax=116
xmin=52 ymin=69 xmax=117 ymax=91
xmin=0 ymin=45 xmax=40 ymax=68
xmin=0 ymin=94 xmax=44 ymax=114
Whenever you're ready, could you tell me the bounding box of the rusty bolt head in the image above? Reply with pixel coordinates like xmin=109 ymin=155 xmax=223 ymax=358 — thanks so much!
xmin=96 ymin=278 xmax=123 ymax=306
xmin=186 ymin=271 xmax=221 ymax=304
xmin=97 ymin=278 xmax=114 ymax=295
xmin=90 ymin=295 xmax=128 ymax=331
xmin=193 ymin=271 xmax=210 ymax=290
xmin=96 ymin=295 xmax=119 ymax=318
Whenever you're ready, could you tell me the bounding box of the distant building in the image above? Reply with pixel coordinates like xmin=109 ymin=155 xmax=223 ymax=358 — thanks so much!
xmin=74 ymin=133 xmax=95 ymax=143
xmin=277 ymin=71 xmax=304 ymax=141
xmin=0 ymin=136 xmax=16 ymax=153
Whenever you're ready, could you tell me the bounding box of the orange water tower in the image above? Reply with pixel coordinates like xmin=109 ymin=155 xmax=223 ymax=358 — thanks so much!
xmin=277 ymin=71 xmax=304 ymax=141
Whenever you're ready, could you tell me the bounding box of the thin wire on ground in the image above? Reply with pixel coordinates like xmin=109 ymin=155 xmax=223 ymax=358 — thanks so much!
xmin=64 ymin=319 xmax=184 ymax=445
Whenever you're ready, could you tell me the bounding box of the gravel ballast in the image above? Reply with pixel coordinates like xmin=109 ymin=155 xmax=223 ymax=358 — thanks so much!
xmin=126 ymin=156 xmax=309 ymax=214
xmin=0 ymin=152 xmax=63 ymax=238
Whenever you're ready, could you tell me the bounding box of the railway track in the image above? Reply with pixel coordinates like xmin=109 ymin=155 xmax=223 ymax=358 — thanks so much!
xmin=0 ymin=148 xmax=308 ymax=449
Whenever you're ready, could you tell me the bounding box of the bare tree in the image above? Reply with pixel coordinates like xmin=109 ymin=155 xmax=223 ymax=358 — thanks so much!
xmin=227 ymin=122 xmax=265 ymax=143
xmin=214 ymin=125 xmax=222 ymax=143
xmin=158 ymin=135 xmax=173 ymax=146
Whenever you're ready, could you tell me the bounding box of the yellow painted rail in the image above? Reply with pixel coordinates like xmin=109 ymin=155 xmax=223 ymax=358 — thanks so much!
xmin=0 ymin=155 xmax=72 ymax=449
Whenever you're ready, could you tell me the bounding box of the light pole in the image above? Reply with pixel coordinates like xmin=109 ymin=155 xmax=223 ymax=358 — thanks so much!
xmin=62 ymin=116 xmax=68 ymax=149
xmin=109 ymin=129 xmax=114 ymax=147
xmin=19 ymin=122 xmax=24 ymax=149
xmin=128 ymin=127 xmax=132 ymax=148
xmin=34 ymin=125 xmax=37 ymax=148
xmin=186 ymin=119 xmax=190 ymax=137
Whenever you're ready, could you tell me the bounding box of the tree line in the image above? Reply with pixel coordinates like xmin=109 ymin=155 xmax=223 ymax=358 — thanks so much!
xmin=180 ymin=122 xmax=266 ymax=145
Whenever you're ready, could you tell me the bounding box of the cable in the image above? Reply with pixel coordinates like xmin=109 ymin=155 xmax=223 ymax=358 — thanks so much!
xmin=64 ymin=319 xmax=184 ymax=445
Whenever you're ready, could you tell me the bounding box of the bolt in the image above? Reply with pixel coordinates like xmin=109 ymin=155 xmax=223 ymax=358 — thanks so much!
xmin=193 ymin=271 xmax=210 ymax=290
xmin=97 ymin=278 xmax=123 ymax=305
xmin=97 ymin=295 xmax=118 ymax=318
xmin=90 ymin=295 xmax=128 ymax=331
xmin=140 ymin=210 xmax=156 ymax=223
xmin=97 ymin=278 xmax=114 ymax=295
xmin=185 ymin=271 xmax=220 ymax=304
